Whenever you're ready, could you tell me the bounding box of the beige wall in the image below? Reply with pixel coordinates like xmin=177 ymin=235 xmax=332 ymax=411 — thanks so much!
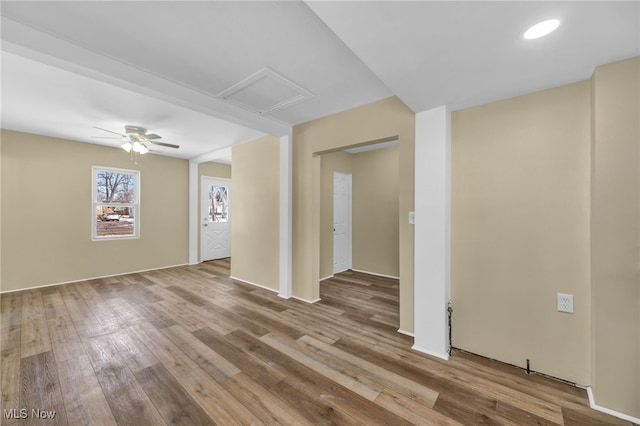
xmin=320 ymin=151 xmax=353 ymax=279
xmin=231 ymin=135 xmax=280 ymax=291
xmin=590 ymin=56 xmax=640 ymax=417
xmin=1 ymin=130 xmax=189 ymax=292
xmin=198 ymin=161 xmax=231 ymax=261
xmin=293 ymin=97 xmax=414 ymax=330
xmin=319 ymin=146 xmax=400 ymax=280
xmin=451 ymin=80 xmax=592 ymax=384
xmin=352 ymin=146 xmax=399 ymax=277
xmin=199 ymin=161 xmax=231 ymax=180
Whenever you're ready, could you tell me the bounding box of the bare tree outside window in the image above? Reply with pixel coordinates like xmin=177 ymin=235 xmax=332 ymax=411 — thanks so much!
xmin=93 ymin=167 xmax=140 ymax=239
xmin=208 ymin=185 xmax=229 ymax=222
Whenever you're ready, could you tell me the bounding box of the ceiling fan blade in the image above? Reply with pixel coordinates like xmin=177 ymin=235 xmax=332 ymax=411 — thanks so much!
xmin=91 ymin=136 xmax=124 ymax=139
xmin=145 ymin=133 xmax=162 ymax=140
xmin=150 ymin=140 xmax=179 ymax=149
xmin=94 ymin=126 xmax=126 ymax=137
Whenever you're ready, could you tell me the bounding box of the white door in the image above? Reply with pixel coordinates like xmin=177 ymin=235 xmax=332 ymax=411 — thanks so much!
xmin=201 ymin=177 xmax=231 ymax=261
xmin=333 ymin=172 xmax=352 ymax=273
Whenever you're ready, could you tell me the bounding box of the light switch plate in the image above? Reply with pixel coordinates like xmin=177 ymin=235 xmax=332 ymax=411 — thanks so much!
xmin=409 ymin=211 xmax=415 ymax=225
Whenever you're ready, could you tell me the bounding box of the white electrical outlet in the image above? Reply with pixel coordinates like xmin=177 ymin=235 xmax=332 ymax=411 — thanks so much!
xmin=557 ymin=293 xmax=574 ymax=313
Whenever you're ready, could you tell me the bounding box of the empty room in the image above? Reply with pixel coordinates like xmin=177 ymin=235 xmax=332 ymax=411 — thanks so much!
xmin=1 ymin=1 xmax=639 ymax=425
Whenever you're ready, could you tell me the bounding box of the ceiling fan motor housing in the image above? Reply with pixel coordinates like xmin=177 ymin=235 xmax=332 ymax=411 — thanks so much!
xmin=125 ymin=125 xmax=147 ymax=137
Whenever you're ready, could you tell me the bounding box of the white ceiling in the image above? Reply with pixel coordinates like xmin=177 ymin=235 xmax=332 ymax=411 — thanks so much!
xmin=1 ymin=1 xmax=638 ymax=161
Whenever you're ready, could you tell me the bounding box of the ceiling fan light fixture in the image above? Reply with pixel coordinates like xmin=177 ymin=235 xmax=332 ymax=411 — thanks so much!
xmin=121 ymin=141 xmax=132 ymax=152
xmin=139 ymin=144 xmax=149 ymax=155
xmin=524 ymin=19 xmax=560 ymax=40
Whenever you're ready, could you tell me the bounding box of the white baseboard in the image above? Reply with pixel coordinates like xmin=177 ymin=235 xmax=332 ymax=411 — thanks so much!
xmin=320 ymin=274 xmax=334 ymax=281
xmin=229 ymin=276 xmax=279 ymax=293
xmin=412 ymin=344 xmax=450 ymax=361
xmin=351 ymin=269 xmax=400 ymax=280
xmin=290 ymin=295 xmax=321 ymax=304
xmin=0 ymin=263 xmax=189 ymax=294
xmin=397 ymin=329 xmax=415 ymax=337
xmin=587 ymin=387 xmax=640 ymax=424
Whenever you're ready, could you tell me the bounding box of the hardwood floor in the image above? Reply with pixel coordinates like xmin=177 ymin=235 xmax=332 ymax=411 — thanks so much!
xmin=0 ymin=259 xmax=631 ymax=425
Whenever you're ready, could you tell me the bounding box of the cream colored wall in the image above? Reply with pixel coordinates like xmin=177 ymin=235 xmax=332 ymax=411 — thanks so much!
xmin=320 ymin=151 xmax=353 ymax=279
xmin=319 ymin=147 xmax=400 ymax=279
xmin=293 ymin=97 xmax=414 ymax=330
xmin=1 ymin=130 xmax=189 ymax=292
xmin=231 ymin=135 xmax=280 ymax=291
xmin=451 ymin=80 xmax=592 ymax=384
xmin=198 ymin=161 xmax=231 ymax=261
xmin=199 ymin=162 xmax=231 ymax=180
xmin=352 ymin=146 xmax=399 ymax=277
xmin=590 ymin=56 xmax=640 ymax=417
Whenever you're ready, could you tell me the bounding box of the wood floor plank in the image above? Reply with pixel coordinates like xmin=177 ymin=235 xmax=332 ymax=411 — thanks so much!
xmin=134 ymin=363 xmax=214 ymax=426
xmin=176 ymin=367 xmax=263 ymax=426
xmin=130 ymin=302 xmax=177 ymax=329
xmin=20 ymin=350 xmax=68 ymax=425
xmin=128 ymin=322 xmax=198 ymax=377
xmin=272 ymin=378 xmax=363 ymax=426
xmin=56 ymin=355 xmax=117 ymax=426
xmin=46 ymin=316 xmax=85 ymax=362
xmin=99 ymin=371 xmax=166 ymax=426
xmin=108 ymin=329 xmax=159 ymax=373
xmin=1 ymin=348 xmax=21 ymax=424
xmin=297 ymin=334 xmax=440 ymax=408
xmin=224 ymin=328 xmax=412 ymax=426
xmin=160 ymin=324 xmax=240 ymax=382
xmin=42 ymin=290 xmax=71 ymax=322
xmin=260 ymin=332 xmax=382 ymax=402
xmin=374 ymin=387 xmax=463 ymax=426
xmin=221 ymin=373 xmax=314 ymax=426
xmin=20 ymin=291 xmax=52 ymax=358
xmin=1 ymin=293 xmax=22 ymax=353
xmin=193 ymin=327 xmax=286 ymax=390
xmin=102 ymin=297 xmax=146 ymax=326
xmin=1 ymin=260 xmax=629 ymax=426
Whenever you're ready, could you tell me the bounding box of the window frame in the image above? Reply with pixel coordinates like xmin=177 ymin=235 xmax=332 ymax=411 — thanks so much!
xmin=92 ymin=166 xmax=140 ymax=241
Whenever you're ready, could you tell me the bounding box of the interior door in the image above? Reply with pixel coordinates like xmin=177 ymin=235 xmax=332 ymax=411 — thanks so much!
xmin=333 ymin=172 xmax=352 ymax=273
xmin=201 ymin=177 xmax=231 ymax=261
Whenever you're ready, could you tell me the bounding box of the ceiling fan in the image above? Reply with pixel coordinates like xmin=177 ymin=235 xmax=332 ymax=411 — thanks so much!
xmin=92 ymin=125 xmax=180 ymax=155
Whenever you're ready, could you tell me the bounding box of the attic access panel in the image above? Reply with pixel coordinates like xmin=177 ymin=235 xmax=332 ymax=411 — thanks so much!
xmin=216 ymin=67 xmax=314 ymax=115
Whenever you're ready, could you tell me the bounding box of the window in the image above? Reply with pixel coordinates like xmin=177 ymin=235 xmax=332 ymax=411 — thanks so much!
xmin=92 ymin=166 xmax=139 ymax=240
xmin=207 ymin=185 xmax=229 ymax=222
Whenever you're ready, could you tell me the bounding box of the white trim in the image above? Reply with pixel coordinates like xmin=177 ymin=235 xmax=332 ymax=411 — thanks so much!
xmin=413 ymin=106 xmax=451 ymax=359
xmin=0 ymin=263 xmax=189 ymax=294
xmin=188 ymin=161 xmax=199 ymax=264
xmin=586 ymin=387 xmax=640 ymax=424
xmin=398 ymin=329 xmax=415 ymax=337
xmin=320 ymin=274 xmax=334 ymax=281
xmin=229 ymin=276 xmax=279 ymax=294
xmin=412 ymin=344 xmax=450 ymax=361
xmin=279 ymin=134 xmax=293 ymax=299
xmin=291 ymin=295 xmax=321 ymax=304
xmin=351 ymin=269 xmax=400 ymax=280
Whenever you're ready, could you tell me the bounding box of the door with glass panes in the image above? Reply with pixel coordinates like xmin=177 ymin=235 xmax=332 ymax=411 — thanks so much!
xmin=201 ymin=177 xmax=231 ymax=261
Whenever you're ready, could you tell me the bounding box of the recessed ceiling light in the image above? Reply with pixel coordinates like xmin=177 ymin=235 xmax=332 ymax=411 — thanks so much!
xmin=524 ymin=19 xmax=560 ymax=40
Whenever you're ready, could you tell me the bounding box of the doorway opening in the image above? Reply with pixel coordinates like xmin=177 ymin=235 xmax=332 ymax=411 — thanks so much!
xmin=319 ymin=140 xmax=401 ymax=328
